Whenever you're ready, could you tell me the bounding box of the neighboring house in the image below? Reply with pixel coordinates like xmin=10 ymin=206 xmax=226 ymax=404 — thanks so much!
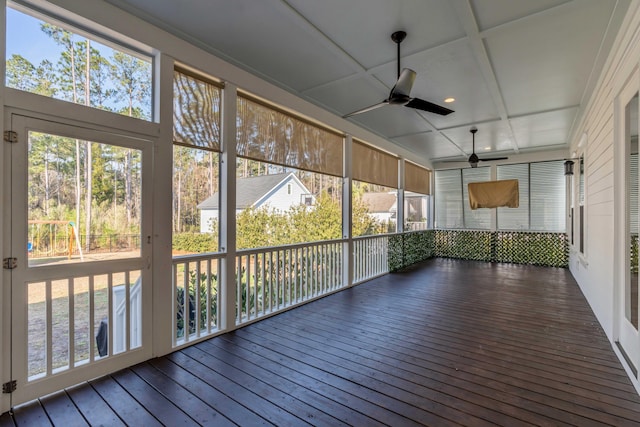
xmin=197 ymin=172 xmax=314 ymax=233
xmin=361 ymin=192 xmax=397 ymax=223
xmin=360 ymin=191 xmax=428 ymax=227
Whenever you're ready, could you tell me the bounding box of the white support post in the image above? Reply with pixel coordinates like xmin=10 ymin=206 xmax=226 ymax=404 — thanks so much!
xmin=220 ymin=84 xmax=237 ymax=331
xmin=151 ymin=53 xmax=175 ymax=357
xmin=0 ymin=1 xmax=8 ymax=413
xmin=397 ymin=159 xmax=405 ymax=233
xmin=343 ymin=135 xmax=354 ymax=288
xmin=490 ymin=165 xmax=497 ymax=231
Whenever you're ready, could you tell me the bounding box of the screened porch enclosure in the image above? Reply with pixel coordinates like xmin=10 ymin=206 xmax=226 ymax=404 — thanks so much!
xmin=4 ymin=0 xmax=640 ymax=419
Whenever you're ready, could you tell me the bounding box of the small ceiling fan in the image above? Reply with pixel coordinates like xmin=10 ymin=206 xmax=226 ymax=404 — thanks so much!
xmin=343 ymin=31 xmax=454 ymax=118
xmin=464 ymin=126 xmax=508 ymax=168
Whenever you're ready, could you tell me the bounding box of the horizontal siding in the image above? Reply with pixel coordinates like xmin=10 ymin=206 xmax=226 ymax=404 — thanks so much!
xmin=569 ymin=2 xmax=640 ymax=360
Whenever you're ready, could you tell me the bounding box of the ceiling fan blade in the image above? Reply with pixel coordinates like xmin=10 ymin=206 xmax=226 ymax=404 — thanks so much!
xmin=390 ymin=68 xmax=416 ymax=98
xmin=478 ymin=157 xmax=509 ymax=161
xmin=405 ymin=97 xmax=454 ymax=116
xmin=342 ymin=100 xmax=389 ymax=118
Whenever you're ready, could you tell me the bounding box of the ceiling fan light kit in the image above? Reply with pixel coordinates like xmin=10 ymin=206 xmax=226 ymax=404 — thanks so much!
xmin=467 ymin=127 xmax=508 ymax=168
xmin=343 ymin=31 xmax=454 ymax=118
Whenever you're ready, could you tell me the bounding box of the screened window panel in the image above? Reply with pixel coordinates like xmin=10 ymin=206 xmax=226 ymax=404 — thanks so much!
xmin=579 ymin=157 xmax=585 ymax=204
xmin=405 ymin=161 xmax=431 ymax=195
xmin=173 ymin=69 xmax=221 ymax=151
xmin=236 ymin=96 xmax=343 ymax=176
xmin=435 ymin=169 xmax=463 ymax=228
xmin=530 ymin=161 xmax=566 ymax=231
xmin=352 ymin=141 xmax=399 ymax=188
xmin=462 ymin=167 xmax=491 ymax=229
xmin=497 ymin=163 xmax=529 ymax=230
xmin=631 ymin=153 xmax=638 ymax=234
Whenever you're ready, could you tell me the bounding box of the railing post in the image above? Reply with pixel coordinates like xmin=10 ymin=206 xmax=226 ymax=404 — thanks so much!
xmin=220 ymin=83 xmax=238 ymax=331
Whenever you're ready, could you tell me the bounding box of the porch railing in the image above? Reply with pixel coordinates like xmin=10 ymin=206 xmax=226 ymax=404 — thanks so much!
xmin=235 ymin=240 xmax=344 ymax=326
xmin=171 ymin=253 xmax=223 ymax=347
xmin=170 ymin=229 xmax=569 ymax=348
xmin=353 ymin=234 xmax=390 ymax=283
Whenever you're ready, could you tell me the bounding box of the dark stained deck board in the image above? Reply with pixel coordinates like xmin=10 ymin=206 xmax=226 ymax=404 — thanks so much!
xmin=200 ymin=336 xmax=387 ymax=427
xmin=65 ymin=382 xmax=126 ymax=427
xmin=4 ymin=258 xmax=640 ymax=426
xmin=0 ymin=412 xmax=14 ymax=427
xmin=277 ymin=299 xmax=639 ymax=404
xmin=89 ymin=375 xmax=163 ymax=427
xmin=149 ymin=357 xmax=273 ymax=426
xmin=10 ymin=400 xmax=51 ymax=427
xmin=177 ymin=345 xmax=345 ymax=427
xmin=39 ymin=391 xmax=88 ymax=426
xmin=252 ymin=307 xmax=636 ymax=426
xmin=129 ymin=362 xmax=235 ymax=427
xmin=167 ymin=349 xmax=309 ymax=427
xmin=110 ymin=368 xmax=199 ymax=426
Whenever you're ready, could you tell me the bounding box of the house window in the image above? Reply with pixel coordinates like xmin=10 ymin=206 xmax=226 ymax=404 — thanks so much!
xmin=287 ymin=183 xmax=292 ymax=195
xmin=434 ymin=167 xmax=491 ymax=229
xmin=436 ymin=161 xmax=566 ymax=231
xmin=6 ymin=5 xmax=153 ymax=120
xmin=496 ymin=160 xmax=565 ymax=231
xmin=578 ymin=155 xmax=585 ymax=253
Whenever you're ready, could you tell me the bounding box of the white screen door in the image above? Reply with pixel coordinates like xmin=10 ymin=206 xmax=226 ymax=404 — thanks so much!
xmin=618 ymin=78 xmax=640 ymax=379
xmin=7 ymin=113 xmax=152 ymax=405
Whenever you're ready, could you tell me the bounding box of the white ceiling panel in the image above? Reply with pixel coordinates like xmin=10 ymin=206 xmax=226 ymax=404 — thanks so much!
xmin=471 ymin=0 xmax=571 ymax=32
xmin=394 ymin=132 xmax=462 ymax=160
xmin=286 ymin=0 xmax=466 ymax=69
xmin=510 ymin=107 xmax=579 ymax=149
xmin=485 ymin=0 xmax=618 ymax=116
xmin=105 ymin=0 xmax=631 ymax=166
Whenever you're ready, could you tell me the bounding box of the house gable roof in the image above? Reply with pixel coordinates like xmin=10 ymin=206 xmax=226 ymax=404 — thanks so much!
xmin=361 ymin=192 xmax=397 ymax=213
xmin=197 ymin=172 xmax=302 ymax=210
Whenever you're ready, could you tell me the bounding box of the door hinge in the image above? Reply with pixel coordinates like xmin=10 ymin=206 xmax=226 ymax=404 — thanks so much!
xmin=3 ymin=130 xmax=17 ymax=143
xmin=2 ymin=380 xmax=16 ymax=394
xmin=3 ymin=258 xmax=17 ymax=270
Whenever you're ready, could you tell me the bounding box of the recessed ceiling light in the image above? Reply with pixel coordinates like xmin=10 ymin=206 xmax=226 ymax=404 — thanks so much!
xmin=444 ymin=97 xmax=455 ymax=103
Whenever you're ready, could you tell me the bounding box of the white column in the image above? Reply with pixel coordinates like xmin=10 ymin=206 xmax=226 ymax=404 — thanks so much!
xmin=343 ymin=135 xmax=353 ymax=287
xmin=0 ymin=0 xmax=8 ymax=413
xmin=151 ymin=53 xmax=175 ymax=357
xmin=220 ymin=84 xmax=237 ymax=330
xmin=397 ymin=159 xmax=405 ymax=233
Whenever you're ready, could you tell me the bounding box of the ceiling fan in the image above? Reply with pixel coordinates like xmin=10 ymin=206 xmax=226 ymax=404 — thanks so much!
xmin=342 ymin=31 xmax=454 ymax=118
xmin=463 ymin=126 xmax=508 ymax=168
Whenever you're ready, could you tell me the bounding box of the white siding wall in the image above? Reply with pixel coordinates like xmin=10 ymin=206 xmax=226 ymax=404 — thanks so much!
xmin=200 ymin=210 xmax=218 ymax=233
xmin=569 ymin=2 xmax=640 ymax=353
xmin=199 ymin=177 xmax=311 ymax=232
xmin=256 ymin=178 xmax=309 ymax=212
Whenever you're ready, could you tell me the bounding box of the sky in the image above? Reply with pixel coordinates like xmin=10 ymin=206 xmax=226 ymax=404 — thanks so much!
xmin=6 ymin=7 xmax=61 ymax=66
xmin=5 ymin=6 xmax=152 ymax=118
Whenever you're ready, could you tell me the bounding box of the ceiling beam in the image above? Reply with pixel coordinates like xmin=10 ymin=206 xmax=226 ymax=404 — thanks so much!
xmin=451 ymin=0 xmax=520 ymax=154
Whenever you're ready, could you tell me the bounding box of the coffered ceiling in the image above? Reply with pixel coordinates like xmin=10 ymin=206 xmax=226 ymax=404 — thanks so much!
xmin=105 ymin=0 xmax=630 ymax=165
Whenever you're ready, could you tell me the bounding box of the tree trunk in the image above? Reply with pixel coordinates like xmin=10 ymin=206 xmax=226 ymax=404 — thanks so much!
xmin=44 ymin=149 xmax=50 ymax=216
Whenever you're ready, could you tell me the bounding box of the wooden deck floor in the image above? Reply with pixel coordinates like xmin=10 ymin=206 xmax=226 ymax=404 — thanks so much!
xmin=3 ymin=258 xmax=640 ymax=426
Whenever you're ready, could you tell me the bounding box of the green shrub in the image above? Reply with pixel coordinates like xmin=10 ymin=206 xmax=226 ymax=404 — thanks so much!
xmin=172 ymin=232 xmax=217 ymax=253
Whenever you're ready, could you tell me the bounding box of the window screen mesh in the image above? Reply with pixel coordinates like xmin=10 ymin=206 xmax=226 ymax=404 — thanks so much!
xmin=173 ymin=69 xmax=222 ymax=151
xmin=236 ymin=95 xmax=343 ymax=176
